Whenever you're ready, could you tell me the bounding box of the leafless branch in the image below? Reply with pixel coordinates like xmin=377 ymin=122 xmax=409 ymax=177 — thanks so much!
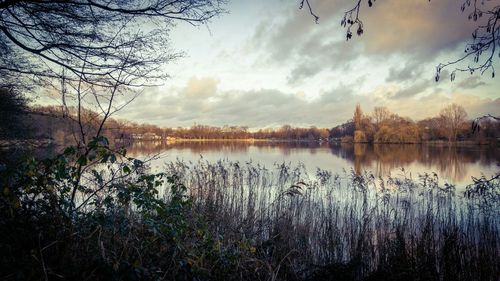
xmin=1 ymin=0 xmax=227 ymax=91
xmin=301 ymin=0 xmax=499 ymax=81
xmin=299 ymin=0 xmax=319 ymax=23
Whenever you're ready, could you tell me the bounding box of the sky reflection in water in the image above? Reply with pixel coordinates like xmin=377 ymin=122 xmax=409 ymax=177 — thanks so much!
xmin=125 ymin=141 xmax=499 ymax=188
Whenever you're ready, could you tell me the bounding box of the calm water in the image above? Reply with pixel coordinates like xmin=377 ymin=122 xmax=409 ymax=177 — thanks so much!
xmin=125 ymin=140 xmax=499 ymax=188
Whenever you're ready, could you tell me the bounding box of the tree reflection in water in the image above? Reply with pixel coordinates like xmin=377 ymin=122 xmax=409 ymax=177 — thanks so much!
xmin=121 ymin=140 xmax=498 ymax=186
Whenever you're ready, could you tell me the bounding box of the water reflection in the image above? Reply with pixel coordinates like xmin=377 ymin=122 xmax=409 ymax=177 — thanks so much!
xmin=328 ymin=143 xmax=499 ymax=182
xmin=124 ymin=140 xmax=499 ymax=186
xmin=126 ymin=140 xmax=324 ymax=156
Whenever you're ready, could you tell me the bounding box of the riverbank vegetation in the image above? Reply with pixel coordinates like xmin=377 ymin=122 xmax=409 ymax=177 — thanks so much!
xmin=332 ymin=104 xmax=499 ymax=144
xmin=1 ymin=144 xmax=498 ymax=280
xmin=3 ymin=105 xmax=331 ymax=145
xmin=4 ymin=103 xmax=499 ymax=148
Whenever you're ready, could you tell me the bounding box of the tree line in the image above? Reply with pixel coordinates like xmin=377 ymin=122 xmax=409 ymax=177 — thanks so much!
xmin=331 ymin=103 xmax=499 ymax=144
xmin=10 ymin=105 xmax=330 ymax=144
xmin=3 ymin=103 xmax=498 ymax=146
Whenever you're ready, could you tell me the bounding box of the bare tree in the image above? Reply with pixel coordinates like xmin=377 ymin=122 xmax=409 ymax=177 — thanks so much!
xmin=301 ymin=0 xmax=500 ymax=80
xmin=372 ymin=106 xmax=391 ymax=128
xmin=0 ymin=1 xmax=229 ymax=211
xmin=353 ymin=103 xmax=363 ymax=130
xmin=440 ymin=103 xmax=468 ymax=142
xmin=0 ymin=0 xmax=226 ymax=91
xmin=0 ymin=0 xmax=227 ymax=146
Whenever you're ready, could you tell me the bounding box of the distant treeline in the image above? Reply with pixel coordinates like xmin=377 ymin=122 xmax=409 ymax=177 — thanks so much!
xmin=12 ymin=104 xmax=500 ymax=145
xmin=155 ymin=125 xmax=330 ymax=141
xmin=20 ymin=106 xmax=330 ymax=143
xmin=331 ymin=104 xmax=499 ymax=144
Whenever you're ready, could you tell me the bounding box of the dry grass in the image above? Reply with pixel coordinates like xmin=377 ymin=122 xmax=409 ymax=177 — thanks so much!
xmin=164 ymin=159 xmax=499 ymax=281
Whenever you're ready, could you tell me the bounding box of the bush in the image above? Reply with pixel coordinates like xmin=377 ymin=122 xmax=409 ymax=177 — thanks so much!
xmin=341 ymin=136 xmax=354 ymax=143
xmin=0 ymin=138 xmax=266 ymax=280
xmin=354 ymin=130 xmax=367 ymax=143
xmin=374 ymin=124 xmax=421 ymax=144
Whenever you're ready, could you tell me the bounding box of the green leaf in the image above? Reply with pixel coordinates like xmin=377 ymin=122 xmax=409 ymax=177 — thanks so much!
xmin=77 ymin=155 xmax=87 ymax=166
xmin=123 ymin=165 xmax=131 ymax=174
xmin=110 ymin=154 xmax=116 ymax=164
xmin=64 ymin=146 xmax=76 ymax=155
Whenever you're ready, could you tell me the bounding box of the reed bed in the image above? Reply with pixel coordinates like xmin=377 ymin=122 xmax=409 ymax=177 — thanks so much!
xmin=163 ymin=159 xmax=499 ymax=281
xmin=1 ymin=155 xmax=498 ymax=280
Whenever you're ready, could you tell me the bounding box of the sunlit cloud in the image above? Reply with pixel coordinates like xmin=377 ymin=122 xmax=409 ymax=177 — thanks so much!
xmin=117 ymin=76 xmax=499 ymax=129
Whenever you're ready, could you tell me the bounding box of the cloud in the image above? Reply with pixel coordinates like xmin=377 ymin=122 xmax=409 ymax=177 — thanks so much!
xmin=116 ymin=78 xmax=361 ymax=128
xmin=386 ymin=60 xmax=425 ymax=83
xmin=454 ymin=76 xmax=487 ymax=90
xmin=115 ymin=73 xmax=499 ymax=129
xmin=182 ymin=77 xmax=218 ymax=99
xmin=391 ymin=80 xmax=433 ymax=99
xmin=285 ymin=40 xmax=362 ymax=84
xmin=361 ymin=0 xmax=475 ymax=57
xmin=251 ymin=0 xmax=347 ymax=64
xmin=250 ymin=0 xmax=362 ymax=83
xmin=369 ymin=86 xmax=500 ymax=121
xmin=448 ymin=94 xmax=500 ymax=117
xmin=249 ymin=0 xmax=481 ymax=88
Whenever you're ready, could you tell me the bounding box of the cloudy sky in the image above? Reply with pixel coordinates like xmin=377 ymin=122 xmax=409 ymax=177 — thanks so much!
xmin=115 ymin=0 xmax=500 ymax=129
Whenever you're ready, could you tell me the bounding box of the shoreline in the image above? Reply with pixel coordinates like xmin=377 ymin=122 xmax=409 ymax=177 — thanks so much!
xmin=1 ymin=138 xmax=498 ymax=149
xmin=128 ymin=138 xmax=498 ymax=146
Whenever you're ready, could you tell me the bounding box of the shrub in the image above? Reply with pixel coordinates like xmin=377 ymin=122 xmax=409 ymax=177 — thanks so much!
xmin=354 ymin=130 xmax=368 ymax=143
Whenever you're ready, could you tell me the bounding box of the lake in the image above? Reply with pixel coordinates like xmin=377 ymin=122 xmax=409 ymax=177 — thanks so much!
xmin=124 ymin=140 xmax=499 ymax=188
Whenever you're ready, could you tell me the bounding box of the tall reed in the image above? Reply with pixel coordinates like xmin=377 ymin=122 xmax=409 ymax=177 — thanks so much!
xmin=164 ymin=159 xmax=499 ymax=280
